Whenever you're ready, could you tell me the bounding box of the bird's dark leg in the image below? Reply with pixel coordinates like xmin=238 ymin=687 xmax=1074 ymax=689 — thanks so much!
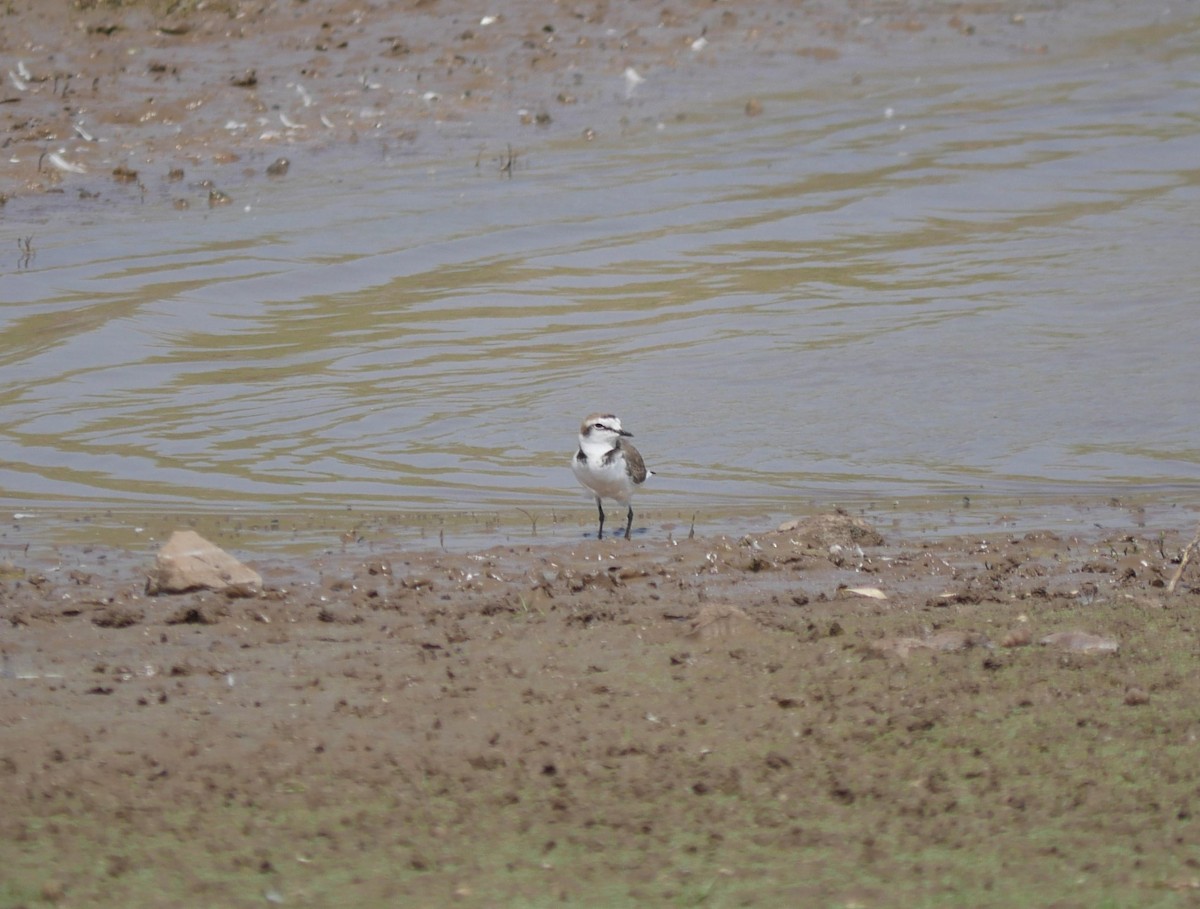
xmin=624 ymin=505 xmax=634 ymax=540
xmin=595 ymin=497 xmax=605 ymax=539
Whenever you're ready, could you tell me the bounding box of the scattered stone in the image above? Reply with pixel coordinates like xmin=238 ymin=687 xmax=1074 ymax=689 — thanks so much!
xmin=364 ymin=559 xmax=392 ymax=577
xmin=842 ymin=586 xmax=887 ymax=600
xmin=778 ymin=511 xmax=885 ymax=550
xmin=146 ymin=530 xmax=262 ymax=597
xmin=1038 ymin=631 xmax=1118 ymax=654
xmin=1000 ymin=626 xmax=1033 ymax=648
xmin=1124 ymin=686 xmax=1150 ymax=706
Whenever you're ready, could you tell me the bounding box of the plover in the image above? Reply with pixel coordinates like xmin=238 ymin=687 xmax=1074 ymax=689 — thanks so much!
xmin=571 ymin=412 xmax=653 ymax=540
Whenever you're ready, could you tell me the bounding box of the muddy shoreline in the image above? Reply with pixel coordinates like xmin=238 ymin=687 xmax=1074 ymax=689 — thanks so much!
xmin=5 ymin=3 xmax=1200 ymax=905
xmin=4 ymin=508 xmax=1200 ymax=906
xmin=2 ymin=0 xmax=1048 ymax=207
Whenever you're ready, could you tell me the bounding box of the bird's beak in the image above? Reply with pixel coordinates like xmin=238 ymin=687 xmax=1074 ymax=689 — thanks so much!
xmin=620 ymin=429 xmax=633 ymax=437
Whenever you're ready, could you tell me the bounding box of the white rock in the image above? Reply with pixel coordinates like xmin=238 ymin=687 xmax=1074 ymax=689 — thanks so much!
xmin=148 ymin=530 xmax=262 ymax=597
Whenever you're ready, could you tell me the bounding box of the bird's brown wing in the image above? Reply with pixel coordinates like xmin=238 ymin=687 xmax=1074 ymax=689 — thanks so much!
xmin=620 ymin=441 xmax=649 ymax=485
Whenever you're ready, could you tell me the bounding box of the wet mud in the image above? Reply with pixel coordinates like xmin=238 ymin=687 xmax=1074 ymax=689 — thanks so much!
xmin=2 ymin=0 xmax=1043 ymax=205
xmin=3 ymin=510 xmax=1200 ymax=906
xmin=3 ymin=2 xmax=1198 ymax=906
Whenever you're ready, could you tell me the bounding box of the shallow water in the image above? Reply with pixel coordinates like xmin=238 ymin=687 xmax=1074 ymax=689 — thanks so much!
xmin=2 ymin=4 xmax=1198 ymax=532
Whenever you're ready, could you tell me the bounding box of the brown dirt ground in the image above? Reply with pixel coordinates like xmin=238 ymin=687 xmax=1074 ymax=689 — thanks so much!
xmin=3 ymin=507 xmax=1200 ymax=908
xmin=4 ymin=2 xmax=1200 ymax=907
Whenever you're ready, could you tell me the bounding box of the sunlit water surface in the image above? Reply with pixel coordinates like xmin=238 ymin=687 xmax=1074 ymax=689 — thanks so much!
xmin=2 ymin=5 xmax=1198 ymax=545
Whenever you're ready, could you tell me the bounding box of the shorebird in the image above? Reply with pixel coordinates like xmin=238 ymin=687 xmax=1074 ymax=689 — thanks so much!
xmin=571 ymin=412 xmax=653 ymax=540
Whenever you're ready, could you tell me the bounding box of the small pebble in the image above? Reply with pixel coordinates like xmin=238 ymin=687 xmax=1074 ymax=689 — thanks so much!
xmin=1124 ymin=687 xmax=1150 ymax=706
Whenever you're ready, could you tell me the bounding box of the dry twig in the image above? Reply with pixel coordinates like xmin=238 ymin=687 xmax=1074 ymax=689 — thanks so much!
xmin=1166 ymin=523 xmax=1200 ymax=593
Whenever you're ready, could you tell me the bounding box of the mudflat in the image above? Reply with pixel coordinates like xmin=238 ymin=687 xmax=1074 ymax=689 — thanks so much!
xmin=4 ymin=2 xmax=1199 ymax=906
xmin=3 ymin=506 xmax=1200 ymax=907
xmin=2 ymin=0 xmax=1048 ymax=202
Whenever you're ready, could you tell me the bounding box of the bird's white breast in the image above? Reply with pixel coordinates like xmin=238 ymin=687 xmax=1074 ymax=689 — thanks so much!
xmin=573 ymin=449 xmax=636 ymax=503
